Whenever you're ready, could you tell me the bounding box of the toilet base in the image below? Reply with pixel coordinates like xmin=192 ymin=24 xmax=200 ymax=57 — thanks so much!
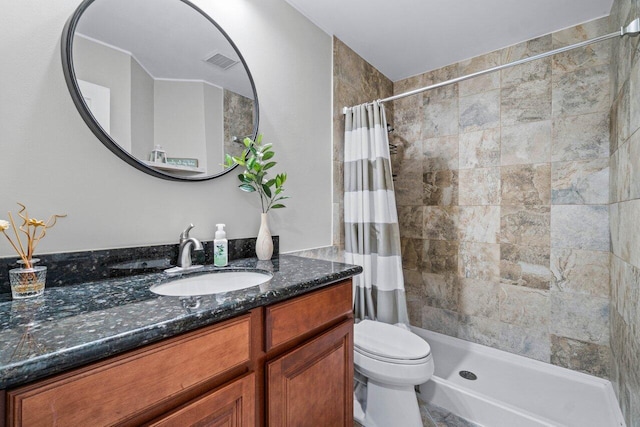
xmin=356 ymin=379 xmax=423 ymax=427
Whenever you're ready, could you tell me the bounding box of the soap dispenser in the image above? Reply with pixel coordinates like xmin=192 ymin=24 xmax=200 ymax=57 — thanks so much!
xmin=214 ymin=224 xmax=228 ymax=267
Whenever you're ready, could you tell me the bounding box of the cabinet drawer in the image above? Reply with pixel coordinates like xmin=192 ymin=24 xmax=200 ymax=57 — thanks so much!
xmin=146 ymin=373 xmax=255 ymax=427
xmin=7 ymin=315 xmax=252 ymax=427
xmin=265 ymin=279 xmax=352 ymax=351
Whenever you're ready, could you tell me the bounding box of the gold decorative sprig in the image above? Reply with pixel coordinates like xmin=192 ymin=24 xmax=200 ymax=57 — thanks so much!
xmin=0 ymin=203 xmax=66 ymax=268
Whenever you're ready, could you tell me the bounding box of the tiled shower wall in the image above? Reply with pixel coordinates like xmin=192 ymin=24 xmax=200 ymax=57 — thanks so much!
xmin=391 ymin=17 xmax=613 ymax=376
xmin=329 ymin=6 xmax=639 ymax=422
xmin=609 ymin=0 xmax=640 ymax=423
xmin=330 ymin=38 xmax=393 ymax=254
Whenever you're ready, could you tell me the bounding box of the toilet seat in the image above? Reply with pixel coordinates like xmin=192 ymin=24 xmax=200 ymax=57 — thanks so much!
xmin=354 ymin=320 xmax=431 ymax=365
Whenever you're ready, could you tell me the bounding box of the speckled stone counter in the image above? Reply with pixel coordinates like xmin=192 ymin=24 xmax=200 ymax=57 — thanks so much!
xmin=0 ymin=255 xmax=362 ymax=389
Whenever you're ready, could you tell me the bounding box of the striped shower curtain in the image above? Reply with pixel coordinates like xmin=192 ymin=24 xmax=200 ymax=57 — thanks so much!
xmin=344 ymin=102 xmax=409 ymax=326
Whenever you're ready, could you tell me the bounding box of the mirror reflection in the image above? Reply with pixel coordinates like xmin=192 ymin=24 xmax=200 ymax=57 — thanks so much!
xmin=63 ymin=0 xmax=258 ymax=180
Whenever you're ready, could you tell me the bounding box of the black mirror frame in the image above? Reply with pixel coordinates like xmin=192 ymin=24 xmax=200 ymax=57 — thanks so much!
xmin=61 ymin=0 xmax=259 ymax=181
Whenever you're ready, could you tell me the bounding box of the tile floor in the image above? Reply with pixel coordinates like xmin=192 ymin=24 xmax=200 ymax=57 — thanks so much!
xmin=354 ymin=399 xmax=480 ymax=427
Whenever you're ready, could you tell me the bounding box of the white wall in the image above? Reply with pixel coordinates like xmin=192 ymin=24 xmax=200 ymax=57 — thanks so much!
xmin=73 ymin=35 xmax=132 ymax=151
xmin=130 ymin=57 xmax=154 ymax=160
xmin=0 ymin=0 xmax=332 ymax=256
xmin=154 ymin=80 xmax=208 ymax=168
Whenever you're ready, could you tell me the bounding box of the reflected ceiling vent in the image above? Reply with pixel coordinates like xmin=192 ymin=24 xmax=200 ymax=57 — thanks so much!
xmin=203 ymin=52 xmax=239 ymax=70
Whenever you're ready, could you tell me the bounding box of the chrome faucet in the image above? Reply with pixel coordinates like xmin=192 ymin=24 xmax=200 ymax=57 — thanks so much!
xmin=177 ymin=224 xmax=203 ymax=268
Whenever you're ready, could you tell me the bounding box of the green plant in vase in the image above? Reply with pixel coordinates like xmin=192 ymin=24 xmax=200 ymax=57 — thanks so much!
xmin=224 ymin=135 xmax=289 ymax=260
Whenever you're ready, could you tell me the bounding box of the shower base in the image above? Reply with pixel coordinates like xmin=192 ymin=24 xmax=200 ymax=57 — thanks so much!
xmin=413 ymin=327 xmax=626 ymax=427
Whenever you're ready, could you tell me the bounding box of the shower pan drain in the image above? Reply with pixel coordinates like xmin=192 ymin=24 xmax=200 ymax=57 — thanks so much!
xmin=459 ymin=370 xmax=477 ymax=380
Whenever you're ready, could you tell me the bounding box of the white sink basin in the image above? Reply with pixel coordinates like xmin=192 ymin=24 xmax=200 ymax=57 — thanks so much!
xmin=150 ymin=270 xmax=272 ymax=296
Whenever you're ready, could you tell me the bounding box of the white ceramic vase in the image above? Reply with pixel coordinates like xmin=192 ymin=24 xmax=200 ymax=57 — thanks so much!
xmin=256 ymin=212 xmax=273 ymax=260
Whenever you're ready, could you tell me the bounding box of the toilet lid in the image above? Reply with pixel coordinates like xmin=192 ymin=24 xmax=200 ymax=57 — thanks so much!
xmin=354 ymin=320 xmax=431 ymax=361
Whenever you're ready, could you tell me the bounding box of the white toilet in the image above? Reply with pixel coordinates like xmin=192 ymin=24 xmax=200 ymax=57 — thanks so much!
xmin=353 ymin=319 xmax=434 ymax=427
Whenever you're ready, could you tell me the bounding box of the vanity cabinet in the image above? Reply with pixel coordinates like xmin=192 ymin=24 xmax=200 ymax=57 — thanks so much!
xmin=3 ymin=279 xmax=354 ymax=427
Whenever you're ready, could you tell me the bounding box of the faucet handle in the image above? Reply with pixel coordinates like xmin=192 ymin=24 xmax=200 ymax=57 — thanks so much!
xmin=180 ymin=224 xmax=195 ymax=242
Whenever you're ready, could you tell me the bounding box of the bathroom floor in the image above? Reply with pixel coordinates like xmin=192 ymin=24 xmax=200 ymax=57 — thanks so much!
xmin=420 ymin=399 xmax=480 ymax=427
xmin=354 ymin=399 xmax=479 ymax=427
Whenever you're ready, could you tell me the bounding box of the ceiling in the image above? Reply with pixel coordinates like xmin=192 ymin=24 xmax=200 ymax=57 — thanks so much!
xmin=284 ymin=0 xmax=614 ymax=82
xmin=75 ymin=0 xmax=254 ymax=99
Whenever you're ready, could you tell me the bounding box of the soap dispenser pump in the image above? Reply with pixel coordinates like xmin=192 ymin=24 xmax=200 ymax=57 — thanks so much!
xmin=214 ymin=224 xmax=228 ymax=267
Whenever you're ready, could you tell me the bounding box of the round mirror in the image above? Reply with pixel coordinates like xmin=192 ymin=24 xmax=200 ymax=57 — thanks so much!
xmin=61 ymin=0 xmax=258 ymax=181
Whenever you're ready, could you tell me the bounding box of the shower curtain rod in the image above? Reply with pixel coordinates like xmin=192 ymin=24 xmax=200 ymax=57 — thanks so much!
xmin=343 ymin=17 xmax=640 ymax=113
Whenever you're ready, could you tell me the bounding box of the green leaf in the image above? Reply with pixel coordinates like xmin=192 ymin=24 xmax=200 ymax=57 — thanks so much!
xmin=262 ymin=184 xmax=272 ymax=198
xmin=265 ymin=179 xmax=276 ymax=188
xmin=243 ymin=173 xmax=256 ymax=182
xmin=237 ymin=174 xmax=246 ymax=183
xmin=263 ymin=161 xmax=277 ymax=170
xmin=243 ymin=137 xmax=252 ymax=148
xmin=276 ymin=176 xmax=282 ymax=187
xmin=231 ymin=156 xmax=245 ymax=166
xmin=239 ymin=184 xmax=256 ymax=192
xmin=246 ymin=156 xmax=256 ymax=171
xmin=271 ymin=204 xmax=286 ymax=209
xmin=262 ymin=151 xmax=275 ymax=161
xmin=255 ymin=134 xmax=263 ymax=145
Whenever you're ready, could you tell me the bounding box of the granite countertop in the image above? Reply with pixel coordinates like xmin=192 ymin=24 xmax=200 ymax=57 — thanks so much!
xmin=0 ymin=255 xmax=362 ymax=389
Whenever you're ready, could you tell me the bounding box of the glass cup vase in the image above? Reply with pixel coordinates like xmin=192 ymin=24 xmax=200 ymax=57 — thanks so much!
xmin=9 ymin=259 xmax=46 ymax=299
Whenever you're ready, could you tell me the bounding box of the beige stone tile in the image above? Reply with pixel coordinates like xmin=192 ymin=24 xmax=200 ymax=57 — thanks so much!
xmin=458 ymin=314 xmax=551 ymax=362
xmin=458 ymin=241 xmax=500 ymax=281
xmin=500 ymin=205 xmax=550 ymax=247
xmin=422 ymin=272 xmax=459 ymax=311
xmin=459 ymin=278 xmax=500 ymax=319
xmin=394 ymin=166 xmax=423 ymax=207
xmin=459 ymin=89 xmax=500 ymax=132
xmin=421 ymin=305 xmax=459 ymax=336
xmin=401 ymin=238 xmax=423 ymax=271
xmin=458 ymin=51 xmax=501 ymax=97
xmin=499 ymin=283 xmax=550 ymax=327
xmin=500 ymin=164 xmax=551 ymax=205
xmin=459 ymin=128 xmax=501 ymax=169
xmin=550 ymin=335 xmax=610 ymax=378
xmin=610 ymin=255 xmax=639 ymax=327
xmin=394 ymin=73 xmax=428 ymax=96
xmin=423 ymin=98 xmax=459 ymax=138
xmin=617 ymin=80 xmax=631 ymax=147
xmin=404 ymin=268 xmax=427 ymax=301
xmin=423 ymin=64 xmax=459 ymax=101
xmin=458 ymin=206 xmax=500 ymax=244
xmin=397 ymin=206 xmax=425 ymax=239
xmin=551 ymin=158 xmax=609 ymax=204
xmin=629 ymin=53 xmax=640 ymax=136
xmin=458 ymin=167 xmax=501 ymax=205
xmin=500 ymin=244 xmax=551 ymax=290
xmin=551 ymin=248 xmax=610 ymax=298
xmin=423 ymin=135 xmax=458 ymax=171
xmin=501 ymin=36 xmax=552 ymax=88
xmin=629 ymin=131 xmax=640 ymax=200
xmin=550 ymin=291 xmax=610 ymax=345
xmin=551 ymin=112 xmax=609 ymax=162
xmin=552 ymin=65 xmax=610 ymax=117
xmin=423 ymin=206 xmax=458 ymax=241
xmin=501 ymin=120 xmax=551 ymax=165
xmin=550 ymin=205 xmax=609 ymax=251
xmin=423 ymin=169 xmax=458 ymax=206
xmin=501 ymin=79 xmax=552 ymax=125
xmin=421 ymin=240 xmax=459 ymax=274
xmin=618 ymin=199 xmax=640 ymax=269
xmin=551 ymin=16 xmax=610 ymax=47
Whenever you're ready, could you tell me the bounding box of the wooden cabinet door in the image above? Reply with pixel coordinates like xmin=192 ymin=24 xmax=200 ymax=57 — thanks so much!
xmin=267 ymin=319 xmax=353 ymax=427
xmin=146 ymin=373 xmax=255 ymax=427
